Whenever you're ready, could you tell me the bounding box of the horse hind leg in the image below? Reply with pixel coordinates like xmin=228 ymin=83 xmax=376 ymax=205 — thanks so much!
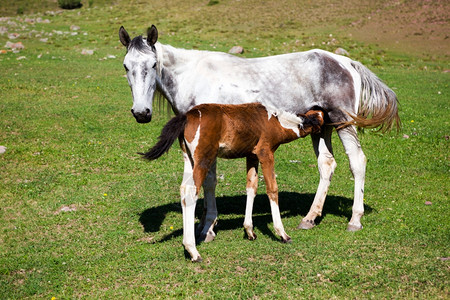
xmin=299 ymin=125 xmax=336 ymax=229
xmin=243 ymin=156 xmax=259 ymax=240
xmin=197 ymin=160 xmax=218 ymax=242
xmin=337 ymin=126 xmax=366 ymax=231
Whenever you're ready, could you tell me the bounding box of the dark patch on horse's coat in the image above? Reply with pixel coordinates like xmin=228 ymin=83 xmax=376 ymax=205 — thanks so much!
xmin=315 ymin=53 xmax=356 ymax=123
xmin=157 ymin=69 xmax=179 ymax=111
xmin=167 ymin=51 xmax=176 ymax=65
xmin=206 ymin=62 xmax=216 ymax=71
xmin=247 ymin=89 xmax=260 ymax=94
xmin=160 ymin=69 xmax=175 ymax=90
xmin=141 ymin=66 xmax=148 ymax=78
xmin=187 ymin=96 xmax=197 ymax=110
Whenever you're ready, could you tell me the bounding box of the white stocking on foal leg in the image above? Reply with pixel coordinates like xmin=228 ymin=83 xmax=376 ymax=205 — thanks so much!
xmin=338 ymin=127 xmax=366 ymax=231
xmin=243 ymin=157 xmax=258 ymax=240
xmin=180 ymin=152 xmax=202 ymax=262
xmin=299 ymin=126 xmax=336 ymax=229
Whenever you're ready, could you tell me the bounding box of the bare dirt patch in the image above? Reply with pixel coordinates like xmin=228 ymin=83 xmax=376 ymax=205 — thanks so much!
xmin=347 ymin=0 xmax=449 ymax=57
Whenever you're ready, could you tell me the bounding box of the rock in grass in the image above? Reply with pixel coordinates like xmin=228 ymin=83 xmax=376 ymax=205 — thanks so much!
xmin=229 ymin=46 xmax=244 ymax=54
xmin=334 ymin=47 xmax=349 ymax=56
xmin=0 ymin=146 xmax=6 ymax=154
xmin=5 ymin=41 xmax=24 ymax=50
xmin=81 ymin=49 xmax=94 ymax=55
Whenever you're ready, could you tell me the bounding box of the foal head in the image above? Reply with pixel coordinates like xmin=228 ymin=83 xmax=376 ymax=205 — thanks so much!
xmin=299 ymin=110 xmax=325 ymax=136
xmin=119 ymin=25 xmax=159 ymax=123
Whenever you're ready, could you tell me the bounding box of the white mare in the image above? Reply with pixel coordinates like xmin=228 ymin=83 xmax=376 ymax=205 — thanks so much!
xmin=119 ymin=25 xmax=400 ymax=257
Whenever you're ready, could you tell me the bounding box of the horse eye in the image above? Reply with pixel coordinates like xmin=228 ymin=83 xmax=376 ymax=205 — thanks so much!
xmin=152 ymin=63 xmax=157 ymax=69
xmin=123 ymin=64 xmax=129 ymax=72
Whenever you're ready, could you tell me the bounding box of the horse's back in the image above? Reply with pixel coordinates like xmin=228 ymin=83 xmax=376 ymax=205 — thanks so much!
xmin=190 ymin=48 xmax=359 ymax=118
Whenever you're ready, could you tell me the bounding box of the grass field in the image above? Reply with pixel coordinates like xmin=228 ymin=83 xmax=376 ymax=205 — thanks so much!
xmin=0 ymin=0 xmax=448 ymax=298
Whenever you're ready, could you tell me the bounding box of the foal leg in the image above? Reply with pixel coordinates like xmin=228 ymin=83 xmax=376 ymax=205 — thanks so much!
xmin=243 ymin=156 xmax=259 ymax=240
xmin=337 ymin=126 xmax=366 ymax=231
xmin=258 ymin=151 xmax=291 ymax=243
xmin=180 ymin=152 xmax=202 ymax=262
xmin=197 ymin=160 xmax=218 ymax=242
xmin=298 ymin=125 xmax=337 ymax=229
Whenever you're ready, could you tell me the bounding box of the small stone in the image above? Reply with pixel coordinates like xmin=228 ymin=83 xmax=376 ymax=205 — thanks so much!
xmin=334 ymin=47 xmax=349 ymax=56
xmin=0 ymin=146 xmax=6 ymax=154
xmin=229 ymin=46 xmax=244 ymax=54
xmin=403 ymin=134 xmax=409 ymax=139
xmin=70 ymin=25 xmax=80 ymax=31
xmin=8 ymin=33 xmax=20 ymax=39
xmin=57 ymin=204 xmax=77 ymax=213
xmin=425 ymin=201 xmax=432 ymax=205
xmin=5 ymin=41 xmax=24 ymax=50
xmin=81 ymin=49 xmax=94 ymax=55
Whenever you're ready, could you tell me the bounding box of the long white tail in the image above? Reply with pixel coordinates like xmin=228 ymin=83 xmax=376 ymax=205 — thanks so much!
xmin=342 ymin=61 xmax=400 ymax=132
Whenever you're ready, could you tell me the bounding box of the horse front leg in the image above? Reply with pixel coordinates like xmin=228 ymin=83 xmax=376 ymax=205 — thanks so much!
xmin=337 ymin=126 xmax=366 ymax=231
xmin=180 ymin=152 xmax=202 ymax=262
xmin=197 ymin=160 xmax=218 ymax=242
xmin=258 ymin=151 xmax=291 ymax=243
xmin=299 ymin=125 xmax=336 ymax=229
xmin=243 ymin=156 xmax=259 ymax=240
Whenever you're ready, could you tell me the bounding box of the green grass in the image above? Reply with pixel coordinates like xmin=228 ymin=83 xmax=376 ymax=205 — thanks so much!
xmin=0 ymin=0 xmax=449 ymax=298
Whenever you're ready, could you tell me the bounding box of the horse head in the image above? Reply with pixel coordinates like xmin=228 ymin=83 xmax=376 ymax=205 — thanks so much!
xmin=119 ymin=25 xmax=158 ymax=123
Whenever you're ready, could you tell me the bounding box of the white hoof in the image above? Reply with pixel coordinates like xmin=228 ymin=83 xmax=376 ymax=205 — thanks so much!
xmin=297 ymin=219 xmax=316 ymax=230
xmin=346 ymin=223 xmax=363 ymax=232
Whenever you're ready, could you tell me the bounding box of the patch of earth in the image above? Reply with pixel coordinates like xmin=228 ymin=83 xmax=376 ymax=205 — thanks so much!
xmin=347 ymin=0 xmax=449 ymax=58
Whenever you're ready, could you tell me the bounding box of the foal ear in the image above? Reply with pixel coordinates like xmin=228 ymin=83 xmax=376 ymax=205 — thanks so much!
xmin=119 ymin=26 xmax=131 ymax=48
xmin=147 ymin=25 xmax=158 ymax=46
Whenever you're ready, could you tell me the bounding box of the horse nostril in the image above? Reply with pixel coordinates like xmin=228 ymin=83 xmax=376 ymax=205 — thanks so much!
xmin=146 ymin=108 xmax=150 ymax=115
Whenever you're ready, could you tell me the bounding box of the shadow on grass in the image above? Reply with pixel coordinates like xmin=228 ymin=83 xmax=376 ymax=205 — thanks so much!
xmin=139 ymin=192 xmax=373 ymax=243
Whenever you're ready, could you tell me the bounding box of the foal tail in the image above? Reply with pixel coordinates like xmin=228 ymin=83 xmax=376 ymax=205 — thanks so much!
xmin=140 ymin=113 xmax=187 ymax=160
xmin=341 ymin=61 xmax=401 ymax=132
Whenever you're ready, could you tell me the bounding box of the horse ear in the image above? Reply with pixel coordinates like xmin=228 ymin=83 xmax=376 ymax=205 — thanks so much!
xmin=147 ymin=25 xmax=158 ymax=46
xmin=119 ymin=26 xmax=131 ymax=48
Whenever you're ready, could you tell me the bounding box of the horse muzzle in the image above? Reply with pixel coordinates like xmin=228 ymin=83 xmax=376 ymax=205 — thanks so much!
xmin=131 ymin=108 xmax=152 ymax=123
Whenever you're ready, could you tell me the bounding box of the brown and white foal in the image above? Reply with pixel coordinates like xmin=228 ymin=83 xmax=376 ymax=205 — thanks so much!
xmin=142 ymin=103 xmax=324 ymax=262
